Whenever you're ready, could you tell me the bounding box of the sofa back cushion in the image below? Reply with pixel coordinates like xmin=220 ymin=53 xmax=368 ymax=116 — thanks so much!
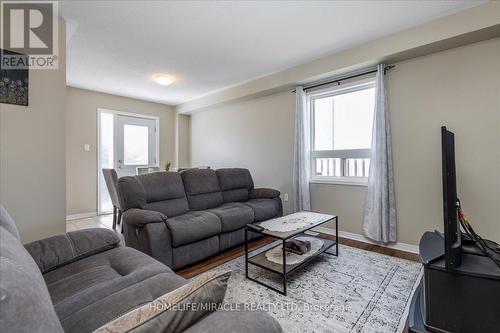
xmin=181 ymin=169 xmax=224 ymax=210
xmin=118 ymin=172 xmax=189 ymax=217
xmin=216 ymin=168 xmax=254 ymax=203
xmin=0 ymin=225 xmax=64 ymax=333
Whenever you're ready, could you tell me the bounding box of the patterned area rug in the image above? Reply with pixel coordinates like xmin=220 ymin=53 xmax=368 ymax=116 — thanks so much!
xmin=213 ymin=242 xmax=422 ymax=333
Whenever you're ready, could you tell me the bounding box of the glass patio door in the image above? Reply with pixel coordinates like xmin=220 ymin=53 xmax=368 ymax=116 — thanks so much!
xmin=98 ymin=110 xmax=158 ymax=214
xmin=115 ymin=114 xmax=157 ymax=178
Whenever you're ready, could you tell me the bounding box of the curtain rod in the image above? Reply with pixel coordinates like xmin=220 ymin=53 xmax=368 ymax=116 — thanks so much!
xmin=292 ymin=65 xmax=395 ymax=93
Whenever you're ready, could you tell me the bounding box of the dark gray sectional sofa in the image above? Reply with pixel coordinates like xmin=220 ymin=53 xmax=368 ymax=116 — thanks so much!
xmin=118 ymin=168 xmax=282 ymax=270
xmin=0 ymin=206 xmax=282 ymax=333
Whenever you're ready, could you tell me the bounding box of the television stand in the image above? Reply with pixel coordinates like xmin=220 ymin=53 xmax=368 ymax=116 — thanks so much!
xmin=408 ymin=231 xmax=500 ymax=333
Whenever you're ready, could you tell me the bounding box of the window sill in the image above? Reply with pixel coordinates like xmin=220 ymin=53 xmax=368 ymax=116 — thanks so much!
xmin=309 ymin=178 xmax=368 ymax=187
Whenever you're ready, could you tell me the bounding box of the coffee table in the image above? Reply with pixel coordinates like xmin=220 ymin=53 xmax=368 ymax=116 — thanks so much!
xmin=245 ymin=211 xmax=338 ymax=296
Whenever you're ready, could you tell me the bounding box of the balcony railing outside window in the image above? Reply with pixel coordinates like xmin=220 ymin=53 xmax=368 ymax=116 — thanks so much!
xmin=315 ymin=157 xmax=370 ymax=178
xmin=309 ymin=78 xmax=375 ymax=184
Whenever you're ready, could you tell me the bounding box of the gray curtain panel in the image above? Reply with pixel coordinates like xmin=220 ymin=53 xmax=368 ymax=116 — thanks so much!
xmin=363 ymin=64 xmax=397 ymax=243
xmin=293 ymin=86 xmax=311 ymax=212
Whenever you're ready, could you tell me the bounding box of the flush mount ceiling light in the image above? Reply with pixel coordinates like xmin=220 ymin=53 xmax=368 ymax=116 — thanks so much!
xmin=152 ymin=73 xmax=175 ymax=86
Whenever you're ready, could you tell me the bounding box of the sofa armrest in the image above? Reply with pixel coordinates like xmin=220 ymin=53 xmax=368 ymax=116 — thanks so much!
xmin=122 ymin=208 xmax=167 ymax=228
xmin=24 ymin=228 xmax=120 ymax=274
xmin=249 ymin=188 xmax=281 ymax=199
xmin=123 ymin=221 xmax=175 ymax=268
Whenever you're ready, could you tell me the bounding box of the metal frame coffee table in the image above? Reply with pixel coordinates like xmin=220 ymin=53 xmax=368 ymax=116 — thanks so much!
xmin=245 ymin=212 xmax=338 ymax=296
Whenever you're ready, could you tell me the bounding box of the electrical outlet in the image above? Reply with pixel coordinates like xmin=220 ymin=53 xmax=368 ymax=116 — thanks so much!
xmin=283 ymin=193 xmax=289 ymax=202
xmin=84 ymin=144 xmax=90 ymax=152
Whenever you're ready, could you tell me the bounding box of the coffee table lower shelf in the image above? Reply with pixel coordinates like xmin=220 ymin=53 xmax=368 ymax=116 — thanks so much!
xmin=247 ymin=237 xmax=336 ymax=274
xmin=245 ymin=220 xmax=338 ymax=296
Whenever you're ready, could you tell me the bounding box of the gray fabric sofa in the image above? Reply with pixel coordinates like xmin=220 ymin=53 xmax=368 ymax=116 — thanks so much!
xmin=0 ymin=206 xmax=282 ymax=333
xmin=118 ymin=168 xmax=282 ymax=270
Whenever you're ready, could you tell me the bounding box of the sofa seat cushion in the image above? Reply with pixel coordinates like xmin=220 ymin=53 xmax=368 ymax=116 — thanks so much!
xmin=166 ymin=211 xmax=221 ymax=247
xmin=208 ymin=203 xmax=254 ymax=232
xmin=243 ymin=199 xmax=281 ymax=222
xmin=43 ymin=246 xmax=186 ymax=333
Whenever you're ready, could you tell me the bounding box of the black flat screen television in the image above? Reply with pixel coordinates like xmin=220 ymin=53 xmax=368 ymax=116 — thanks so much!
xmin=441 ymin=126 xmax=462 ymax=269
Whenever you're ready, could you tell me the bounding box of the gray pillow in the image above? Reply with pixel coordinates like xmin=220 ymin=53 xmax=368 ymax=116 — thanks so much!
xmin=92 ymin=270 xmax=231 ymax=333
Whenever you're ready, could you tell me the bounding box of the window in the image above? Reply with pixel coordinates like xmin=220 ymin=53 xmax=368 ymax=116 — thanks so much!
xmin=123 ymin=124 xmax=149 ymax=165
xmin=309 ymin=79 xmax=375 ymax=184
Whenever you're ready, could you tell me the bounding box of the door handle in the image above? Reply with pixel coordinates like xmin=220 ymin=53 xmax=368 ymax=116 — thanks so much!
xmin=118 ymin=160 xmax=123 ymax=169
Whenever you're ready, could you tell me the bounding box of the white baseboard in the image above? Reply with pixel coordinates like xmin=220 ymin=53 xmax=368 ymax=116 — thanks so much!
xmin=66 ymin=212 xmax=97 ymax=221
xmin=313 ymin=226 xmax=419 ymax=254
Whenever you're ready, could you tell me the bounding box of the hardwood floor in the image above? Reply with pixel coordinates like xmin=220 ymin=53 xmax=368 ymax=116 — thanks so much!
xmin=177 ymin=233 xmax=419 ymax=278
xmin=337 ymin=236 xmax=419 ymax=261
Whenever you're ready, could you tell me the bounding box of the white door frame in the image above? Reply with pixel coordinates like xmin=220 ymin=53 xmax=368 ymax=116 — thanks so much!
xmin=97 ymin=108 xmax=160 ymax=215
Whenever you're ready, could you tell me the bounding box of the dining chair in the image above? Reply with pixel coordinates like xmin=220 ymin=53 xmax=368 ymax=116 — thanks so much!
xmin=102 ymin=168 xmax=122 ymax=230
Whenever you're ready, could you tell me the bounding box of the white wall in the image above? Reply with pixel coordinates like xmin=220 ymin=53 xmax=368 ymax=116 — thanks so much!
xmin=65 ymin=87 xmax=176 ymax=215
xmin=191 ymin=92 xmax=295 ymax=214
xmin=0 ymin=20 xmax=67 ymax=243
xmin=176 ymin=114 xmax=191 ymax=169
xmin=387 ymin=38 xmax=500 ymax=244
xmin=191 ymin=38 xmax=500 ymax=246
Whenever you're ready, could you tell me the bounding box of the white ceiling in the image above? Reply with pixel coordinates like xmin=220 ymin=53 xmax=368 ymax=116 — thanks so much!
xmin=61 ymin=1 xmax=483 ymax=106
